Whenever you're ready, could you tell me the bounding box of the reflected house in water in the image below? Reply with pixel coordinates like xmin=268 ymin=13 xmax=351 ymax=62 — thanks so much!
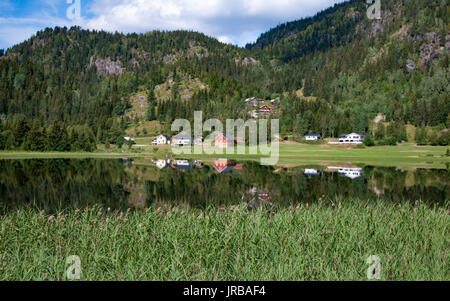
xmin=328 ymin=166 xmax=364 ymax=179
xmin=193 ymin=160 xmax=204 ymax=169
xmin=258 ymin=192 xmax=271 ymax=202
xmin=122 ymin=158 xmax=133 ymax=166
xmin=1 ymin=159 xmax=447 ymax=212
xmin=213 ymin=159 xmax=237 ymax=173
xmin=154 ymin=159 xmax=202 ymax=171
xmin=173 ymin=159 xmax=194 ymax=171
xmin=242 ymin=187 xmax=274 ymax=209
xmin=304 ymin=169 xmax=321 ymax=176
xmin=155 ymin=159 xmax=170 ymax=170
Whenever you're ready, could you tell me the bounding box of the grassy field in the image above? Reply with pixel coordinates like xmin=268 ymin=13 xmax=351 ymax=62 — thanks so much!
xmin=0 ymin=143 xmax=449 ymax=169
xmin=0 ymin=200 xmax=448 ymax=281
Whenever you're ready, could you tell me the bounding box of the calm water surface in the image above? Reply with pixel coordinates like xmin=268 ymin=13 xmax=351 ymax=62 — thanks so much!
xmin=0 ymin=159 xmax=448 ymax=212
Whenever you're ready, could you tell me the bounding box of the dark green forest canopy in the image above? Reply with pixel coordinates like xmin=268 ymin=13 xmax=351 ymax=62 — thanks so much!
xmin=0 ymin=0 xmax=448 ymax=151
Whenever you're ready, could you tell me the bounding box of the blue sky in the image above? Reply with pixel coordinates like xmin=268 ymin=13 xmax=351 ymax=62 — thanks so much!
xmin=0 ymin=0 xmax=347 ymax=50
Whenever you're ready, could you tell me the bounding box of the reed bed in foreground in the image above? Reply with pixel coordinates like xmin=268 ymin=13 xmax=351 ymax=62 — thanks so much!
xmin=0 ymin=200 xmax=448 ymax=281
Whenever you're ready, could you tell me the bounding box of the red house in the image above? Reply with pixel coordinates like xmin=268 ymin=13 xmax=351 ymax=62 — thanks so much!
xmin=259 ymin=105 xmax=273 ymax=114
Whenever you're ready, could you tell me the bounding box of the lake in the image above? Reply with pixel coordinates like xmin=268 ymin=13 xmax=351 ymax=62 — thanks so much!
xmin=0 ymin=158 xmax=448 ymax=212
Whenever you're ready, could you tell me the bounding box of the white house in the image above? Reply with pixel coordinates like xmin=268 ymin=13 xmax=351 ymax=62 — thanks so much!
xmin=338 ymin=168 xmax=364 ymax=179
xmin=245 ymin=97 xmax=265 ymax=107
xmin=172 ymin=134 xmax=192 ymax=146
xmin=339 ymin=133 xmax=365 ymax=144
xmin=124 ymin=136 xmax=135 ymax=143
xmin=270 ymin=97 xmax=280 ymax=105
xmin=305 ymin=134 xmax=321 ymax=141
xmin=152 ymin=135 xmax=171 ymax=145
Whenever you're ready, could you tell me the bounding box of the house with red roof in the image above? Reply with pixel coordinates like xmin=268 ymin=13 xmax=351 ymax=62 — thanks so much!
xmin=214 ymin=134 xmax=236 ymax=148
xmin=259 ymin=105 xmax=273 ymax=114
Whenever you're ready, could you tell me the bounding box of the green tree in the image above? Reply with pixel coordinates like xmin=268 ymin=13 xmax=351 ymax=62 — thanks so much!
xmin=3 ymin=131 xmax=15 ymax=150
xmin=411 ymin=97 xmax=421 ymax=126
xmin=363 ymin=134 xmax=375 ymax=147
xmin=24 ymin=122 xmax=46 ymax=151
xmin=429 ymin=97 xmax=441 ymax=126
xmin=14 ymin=117 xmax=30 ymax=148
xmin=415 ymin=127 xmax=428 ymax=145
xmin=13 ymin=73 xmax=26 ymax=90
xmin=47 ymin=121 xmax=70 ymax=151
xmin=375 ymin=123 xmax=385 ymax=141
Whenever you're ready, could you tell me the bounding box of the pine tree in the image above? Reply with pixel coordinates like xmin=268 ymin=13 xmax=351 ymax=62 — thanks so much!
xmin=25 ymin=122 xmax=46 ymax=151
xmin=96 ymin=127 xmax=104 ymax=144
xmin=421 ymin=100 xmax=428 ymax=126
xmin=47 ymin=120 xmax=64 ymax=151
xmin=14 ymin=117 xmax=30 ymax=148
xmin=415 ymin=127 xmax=428 ymax=145
xmin=69 ymin=128 xmax=80 ymax=151
xmin=411 ymin=97 xmax=421 ymax=126
xmin=429 ymin=97 xmax=440 ymax=126
xmin=375 ymin=123 xmax=385 ymax=141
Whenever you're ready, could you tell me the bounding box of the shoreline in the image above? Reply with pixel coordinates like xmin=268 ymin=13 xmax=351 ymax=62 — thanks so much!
xmin=0 ymin=143 xmax=448 ymax=169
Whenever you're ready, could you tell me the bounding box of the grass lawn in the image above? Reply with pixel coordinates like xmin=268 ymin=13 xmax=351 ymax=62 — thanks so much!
xmin=0 ymin=143 xmax=448 ymax=169
xmin=0 ymin=200 xmax=448 ymax=281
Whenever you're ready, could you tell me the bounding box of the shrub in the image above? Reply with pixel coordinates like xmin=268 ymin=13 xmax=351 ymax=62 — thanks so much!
xmin=363 ymin=134 xmax=375 ymax=147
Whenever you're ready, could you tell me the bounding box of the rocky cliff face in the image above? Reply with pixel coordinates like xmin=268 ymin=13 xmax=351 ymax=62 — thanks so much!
xmin=234 ymin=57 xmax=260 ymax=67
xmin=418 ymin=32 xmax=448 ymax=69
xmin=162 ymin=41 xmax=210 ymax=65
xmin=89 ymin=56 xmax=124 ymax=76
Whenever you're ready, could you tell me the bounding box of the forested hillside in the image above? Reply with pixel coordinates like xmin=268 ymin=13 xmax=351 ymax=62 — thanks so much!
xmin=249 ymin=0 xmax=449 ymax=144
xmin=0 ymin=0 xmax=448 ymax=151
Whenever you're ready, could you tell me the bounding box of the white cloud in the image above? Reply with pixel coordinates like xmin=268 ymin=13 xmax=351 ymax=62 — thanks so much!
xmin=79 ymin=0 xmax=348 ymax=45
xmin=0 ymin=0 xmax=73 ymax=49
xmin=0 ymin=0 xmax=348 ymax=49
xmin=0 ymin=16 xmax=73 ymax=49
xmin=218 ymin=36 xmax=233 ymax=44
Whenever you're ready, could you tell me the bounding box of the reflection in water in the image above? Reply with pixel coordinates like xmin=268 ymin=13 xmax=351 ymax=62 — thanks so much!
xmin=328 ymin=166 xmax=364 ymax=179
xmin=0 ymin=159 xmax=448 ymax=212
xmin=0 ymin=159 xmax=131 ymax=213
xmin=304 ymin=169 xmax=321 ymax=176
xmin=213 ymin=159 xmax=237 ymax=173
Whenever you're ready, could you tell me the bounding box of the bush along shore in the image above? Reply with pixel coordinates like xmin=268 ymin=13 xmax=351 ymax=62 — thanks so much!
xmin=0 ymin=200 xmax=448 ymax=281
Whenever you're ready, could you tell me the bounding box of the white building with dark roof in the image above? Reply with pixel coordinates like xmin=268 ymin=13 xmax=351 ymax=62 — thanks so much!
xmin=305 ymin=134 xmax=321 ymax=141
xmin=339 ymin=133 xmax=365 ymax=144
